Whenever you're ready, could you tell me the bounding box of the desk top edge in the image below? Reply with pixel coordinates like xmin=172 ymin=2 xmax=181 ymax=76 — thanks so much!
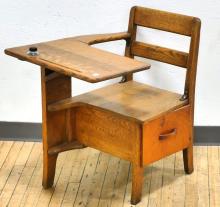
xmin=5 ymin=32 xmax=151 ymax=83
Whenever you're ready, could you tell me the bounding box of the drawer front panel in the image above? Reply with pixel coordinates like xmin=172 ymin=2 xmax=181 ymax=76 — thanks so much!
xmin=143 ymin=106 xmax=191 ymax=164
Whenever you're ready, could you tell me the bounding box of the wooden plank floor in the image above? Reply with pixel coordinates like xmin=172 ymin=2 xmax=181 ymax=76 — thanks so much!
xmin=0 ymin=141 xmax=219 ymax=207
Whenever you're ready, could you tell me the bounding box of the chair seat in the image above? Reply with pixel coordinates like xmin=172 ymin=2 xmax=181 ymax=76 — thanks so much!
xmin=48 ymin=81 xmax=188 ymax=123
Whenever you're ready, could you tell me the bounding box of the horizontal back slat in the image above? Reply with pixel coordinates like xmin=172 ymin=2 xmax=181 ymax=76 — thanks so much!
xmin=134 ymin=7 xmax=194 ymax=36
xmin=131 ymin=41 xmax=188 ymax=68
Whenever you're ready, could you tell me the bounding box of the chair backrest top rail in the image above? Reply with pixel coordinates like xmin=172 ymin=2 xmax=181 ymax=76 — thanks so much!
xmin=133 ymin=6 xmax=195 ymax=36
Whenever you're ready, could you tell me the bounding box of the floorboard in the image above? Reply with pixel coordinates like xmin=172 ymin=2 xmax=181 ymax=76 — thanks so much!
xmin=0 ymin=141 xmax=218 ymax=206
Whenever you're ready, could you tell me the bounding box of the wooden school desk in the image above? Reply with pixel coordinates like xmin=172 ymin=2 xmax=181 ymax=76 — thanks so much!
xmin=5 ymin=6 xmax=200 ymax=205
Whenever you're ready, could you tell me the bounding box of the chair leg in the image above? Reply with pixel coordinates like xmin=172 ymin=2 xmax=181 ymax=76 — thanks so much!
xmin=131 ymin=163 xmax=144 ymax=205
xmin=42 ymin=153 xmax=58 ymax=188
xmin=183 ymin=144 xmax=194 ymax=174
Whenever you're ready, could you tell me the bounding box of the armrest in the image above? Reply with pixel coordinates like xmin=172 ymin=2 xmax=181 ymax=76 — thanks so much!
xmin=73 ymin=32 xmax=131 ymax=45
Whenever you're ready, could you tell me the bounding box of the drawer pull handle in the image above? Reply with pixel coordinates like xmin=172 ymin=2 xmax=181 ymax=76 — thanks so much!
xmin=159 ymin=129 xmax=176 ymax=140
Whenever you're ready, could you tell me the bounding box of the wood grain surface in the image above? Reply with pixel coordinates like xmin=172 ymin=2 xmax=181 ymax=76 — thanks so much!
xmin=4 ymin=5 xmax=201 ymax=205
xmin=0 ymin=142 xmax=217 ymax=207
xmin=48 ymin=81 xmax=187 ymax=123
xmin=5 ymin=33 xmax=150 ymax=83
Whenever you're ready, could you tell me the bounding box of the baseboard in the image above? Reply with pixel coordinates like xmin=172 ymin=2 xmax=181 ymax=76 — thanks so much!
xmin=0 ymin=122 xmax=219 ymax=145
xmin=0 ymin=122 xmax=41 ymax=142
xmin=194 ymin=126 xmax=220 ymax=145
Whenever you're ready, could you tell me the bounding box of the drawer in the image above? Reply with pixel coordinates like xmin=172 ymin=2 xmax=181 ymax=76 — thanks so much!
xmin=143 ymin=105 xmax=191 ymax=164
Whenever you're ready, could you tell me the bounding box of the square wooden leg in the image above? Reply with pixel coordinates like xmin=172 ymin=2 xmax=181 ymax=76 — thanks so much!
xmin=183 ymin=143 xmax=194 ymax=174
xmin=41 ymin=68 xmax=71 ymax=188
xmin=131 ymin=163 xmax=144 ymax=205
xmin=42 ymin=154 xmax=58 ymax=188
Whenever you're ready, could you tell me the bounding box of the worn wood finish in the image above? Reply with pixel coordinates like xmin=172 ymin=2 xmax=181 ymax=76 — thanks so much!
xmin=4 ymin=6 xmax=200 ymax=205
xmin=0 ymin=143 xmax=217 ymax=207
xmin=131 ymin=164 xmax=144 ymax=205
xmin=48 ymin=141 xmax=85 ymax=156
xmin=134 ymin=6 xmax=194 ymax=36
xmin=5 ymin=33 xmax=150 ymax=83
xmin=48 ymin=81 xmax=187 ymax=123
xmin=73 ymin=32 xmax=130 ymax=45
xmin=74 ymin=106 xmax=141 ymax=164
xmin=183 ymin=144 xmax=194 ymax=174
xmin=183 ymin=17 xmax=201 ymax=175
xmin=127 ymin=8 xmax=200 ymax=204
xmin=143 ymin=105 xmax=190 ymax=164
xmin=131 ymin=41 xmax=189 ymax=68
xmin=41 ymin=67 xmax=72 ymax=188
xmin=124 ymin=6 xmax=137 ymax=81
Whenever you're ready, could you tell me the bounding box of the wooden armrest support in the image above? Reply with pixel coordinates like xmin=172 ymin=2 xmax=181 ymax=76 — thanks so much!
xmin=73 ymin=32 xmax=131 ymax=45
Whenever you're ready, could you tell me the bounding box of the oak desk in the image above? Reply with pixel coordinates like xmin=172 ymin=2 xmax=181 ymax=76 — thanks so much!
xmin=5 ymin=6 xmax=200 ymax=205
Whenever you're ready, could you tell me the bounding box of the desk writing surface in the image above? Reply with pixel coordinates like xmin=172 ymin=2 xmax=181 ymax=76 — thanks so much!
xmin=5 ymin=37 xmax=150 ymax=83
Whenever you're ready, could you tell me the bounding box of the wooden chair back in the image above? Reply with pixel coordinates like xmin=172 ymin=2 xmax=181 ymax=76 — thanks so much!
xmin=126 ymin=6 xmax=201 ymax=110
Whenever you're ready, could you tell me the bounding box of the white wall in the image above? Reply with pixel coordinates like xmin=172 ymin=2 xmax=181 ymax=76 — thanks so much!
xmin=0 ymin=0 xmax=220 ymax=126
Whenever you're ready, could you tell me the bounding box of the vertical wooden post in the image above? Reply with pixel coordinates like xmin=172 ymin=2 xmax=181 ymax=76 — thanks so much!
xmin=183 ymin=117 xmax=194 ymax=174
xmin=183 ymin=18 xmax=201 ymax=174
xmin=131 ymin=163 xmax=144 ymax=205
xmin=41 ymin=68 xmax=71 ymax=188
xmin=183 ymin=143 xmax=194 ymax=174
xmin=124 ymin=6 xmax=137 ymax=82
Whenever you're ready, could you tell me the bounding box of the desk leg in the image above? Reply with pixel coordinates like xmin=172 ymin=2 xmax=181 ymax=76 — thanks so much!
xmin=41 ymin=68 xmax=71 ymax=188
xmin=183 ymin=127 xmax=194 ymax=174
xmin=131 ymin=163 xmax=143 ymax=205
xmin=183 ymin=119 xmax=194 ymax=174
xmin=183 ymin=144 xmax=194 ymax=174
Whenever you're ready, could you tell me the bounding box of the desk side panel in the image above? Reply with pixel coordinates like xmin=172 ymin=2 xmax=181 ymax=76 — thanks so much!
xmin=75 ymin=106 xmax=142 ymax=164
